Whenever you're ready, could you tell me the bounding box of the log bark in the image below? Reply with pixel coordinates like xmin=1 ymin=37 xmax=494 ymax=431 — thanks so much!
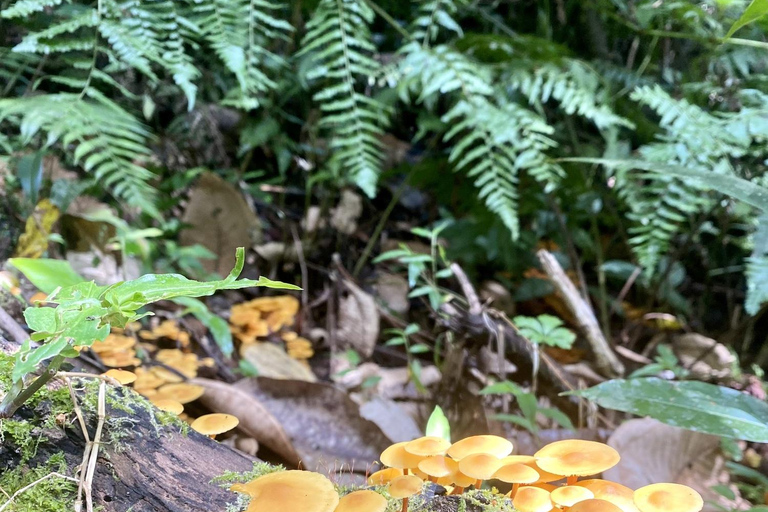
xmin=0 ymin=385 xmax=256 ymax=512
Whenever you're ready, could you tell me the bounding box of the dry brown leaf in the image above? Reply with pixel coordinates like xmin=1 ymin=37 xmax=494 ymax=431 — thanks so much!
xmin=180 ymin=172 xmax=262 ymax=275
xmin=330 ymin=189 xmax=362 ymax=235
xmin=240 ymin=343 xmax=317 ymax=382
xmin=234 ymin=377 xmax=393 ymax=473
xmin=14 ymin=199 xmax=59 ymax=258
xmin=375 ymin=272 xmax=410 ymax=315
xmin=673 ymin=333 xmax=736 ymax=379
xmin=605 ymin=418 xmax=749 ymax=512
xmin=192 ymin=377 xmax=301 ymax=466
xmin=337 ymin=279 xmax=379 ymax=358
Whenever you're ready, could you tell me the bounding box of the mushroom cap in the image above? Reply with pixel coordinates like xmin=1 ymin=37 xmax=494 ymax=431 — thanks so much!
xmin=405 ymin=436 xmax=451 ymax=457
xmin=534 ymin=440 xmax=620 ymax=477
xmin=103 ymin=369 xmax=137 ymax=385
xmin=526 ymin=483 xmax=557 ymax=492
xmin=447 ymin=435 xmax=513 ymax=460
xmin=451 ymin=469 xmax=478 ymax=488
xmin=334 ymin=490 xmax=387 ymax=512
xmin=368 ymin=468 xmax=403 ymax=485
xmin=191 ymin=413 xmax=239 ymax=436
xmin=230 ymin=470 xmax=338 ymax=512
xmin=380 ymin=442 xmax=424 ymax=469
xmin=150 ymin=398 xmax=184 ymax=415
xmin=458 ymin=453 xmax=503 ymax=480
xmin=499 ymin=455 xmax=563 ymax=483
xmin=155 ymin=383 xmax=205 ymax=404
xmin=633 ymin=483 xmax=703 ymax=512
xmin=511 ymin=486 xmax=553 ymax=512
xmin=387 ymin=475 xmax=423 ymax=499
xmin=418 ymin=455 xmax=458 ymax=479
xmin=569 ymin=499 xmax=624 ymax=512
xmin=575 ymin=479 xmax=640 ymax=512
xmin=493 ymin=463 xmax=540 ymax=484
xmin=551 ymin=486 xmax=595 ymax=508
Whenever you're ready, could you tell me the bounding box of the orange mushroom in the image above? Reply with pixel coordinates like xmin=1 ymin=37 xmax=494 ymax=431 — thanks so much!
xmin=569 ymin=499 xmax=623 ymax=512
xmin=387 ymin=475 xmax=422 ymax=512
xmin=633 ymin=483 xmax=703 ymax=512
xmin=457 ymin=453 xmax=503 ymax=489
xmin=334 ymin=490 xmax=387 ymax=512
xmin=405 ymin=436 xmax=451 ymax=457
xmin=230 ymin=470 xmax=338 ymax=512
xmin=380 ymin=442 xmax=424 ymax=474
xmin=368 ymin=468 xmax=403 ymax=485
xmin=190 ymin=413 xmax=239 ymax=439
xmin=575 ymin=479 xmax=640 ymax=512
xmin=154 ymin=383 xmax=205 ymax=404
xmin=534 ymin=440 xmax=620 ymax=485
xmin=493 ymin=462 xmax=539 ymax=498
xmin=511 ymin=486 xmax=553 ymax=512
xmin=447 ymin=435 xmax=513 ymax=460
xmin=103 ymin=369 xmax=137 ymax=385
xmin=418 ymin=455 xmax=458 ymax=484
xmin=551 ymin=485 xmax=595 ymax=508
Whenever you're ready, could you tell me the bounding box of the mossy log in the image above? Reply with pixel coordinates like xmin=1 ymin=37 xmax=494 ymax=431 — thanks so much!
xmin=0 ymin=382 xmax=255 ymax=512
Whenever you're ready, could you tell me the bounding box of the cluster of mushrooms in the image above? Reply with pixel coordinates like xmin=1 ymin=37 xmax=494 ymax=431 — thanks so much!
xmin=230 ymin=435 xmax=704 ymax=512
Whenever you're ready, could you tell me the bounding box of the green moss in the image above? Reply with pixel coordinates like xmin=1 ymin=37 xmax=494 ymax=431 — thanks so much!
xmin=0 ymin=419 xmax=44 ymax=463
xmin=0 ymin=452 xmax=77 ymax=512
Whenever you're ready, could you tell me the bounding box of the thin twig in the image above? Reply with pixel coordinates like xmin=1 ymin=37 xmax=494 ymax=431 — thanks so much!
xmin=0 ymin=307 xmax=27 ymax=345
xmin=450 ymin=263 xmax=481 ymax=316
xmin=0 ymin=473 xmax=78 ymax=512
xmin=84 ymin=381 xmax=106 ymax=512
xmin=290 ymin=224 xmax=310 ymax=311
xmin=68 ymin=379 xmax=91 ymax=512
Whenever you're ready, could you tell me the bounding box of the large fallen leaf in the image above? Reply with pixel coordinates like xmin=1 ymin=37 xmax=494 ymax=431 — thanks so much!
xmin=180 ymin=172 xmax=262 ymax=275
xmin=605 ymin=418 xmax=748 ymax=512
xmin=240 ymin=342 xmax=317 ymax=382
xmin=192 ymin=377 xmax=300 ymax=465
xmin=234 ymin=377 xmax=393 ymax=472
xmin=14 ymin=198 xmax=60 ymax=258
xmin=337 ymin=279 xmax=379 ymax=358
xmin=357 ymin=396 xmax=423 ymax=443
xmin=569 ymin=378 xmax=768 ymax=441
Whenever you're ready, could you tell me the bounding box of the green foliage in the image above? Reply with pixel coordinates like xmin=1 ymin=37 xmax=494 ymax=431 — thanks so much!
xmin=628 ymin=345 xmax=689 ymax=379
xmin=299 ymin=0 xmax=388 ymax=197
xmin=9 ymin=248 xmax=297 ymax=384
xmin=172 ymin=296 xmax=234 ymax=356
xmin=0 ymin=453 xmax=77 ymax=512
xmin=512 ymin=314 xmax=576 ymax=349
xmin=8 ymin=258 xmax=84 ymax=293
xmin=727 ymin=0 xmax=768 ymax=37
xmin=425 ymin=405 xmax=451 ymax=442
xmin=570 ymin=378 xmax=768 ymax=442
xmin=481 ymin=381 xmax=574 ymax=434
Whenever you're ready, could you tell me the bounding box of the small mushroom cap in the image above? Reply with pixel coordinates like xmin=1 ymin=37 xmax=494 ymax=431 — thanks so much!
xmin=499 ymin=455 xmax=563 ymax=483
xmin=103 ymin=369 xmax=137 ymax=385
xmin=230 ymin=470 xmax=338 ymax=512
xmin=451 ymin=469 xmax=477 ymax=488
xmin=511 ymin=486 xmax=553 ymax=512
xmin=387 ymin=475 xmax=423 ymax=499
xmin=334 ymin=490 xmax=387 ymax=512
xmin=526 ymin=483 xmax=558 ymax=492
xmin=191 ymin=413 xmax=239 ymax=436
xmin=493 ymin=463 xmax=540 ymax=484
xmin=368 ymin=468 xmax=403 ymax=485
xmin=569 ymin=499 xmax=624 ymax=512
xmin=575 ymin=479 xmax=640 ymax=512
xmin=551 ymin=486 xmax=595 ymax=507
xmin=534 ymin=440 xmax=620 ymax=477
xmin=150 ymin=398 xmax=184 ymax=415
xmin=633 ymin=483 xmax=704 ymax=512
xmin=457 ymin=453 xmax=503 ymax=480
xmin=405 ymin=436 xmax=451 ymax=457
xmin=418 ymin=455 xmax=458 ymax=478
xmin=447 ymin=435 xmax=514 ymax=460
xmin=380 ymin=442 xmax=424 ymax=469
xmin=154 ymin=383 xmax=205 ymax=404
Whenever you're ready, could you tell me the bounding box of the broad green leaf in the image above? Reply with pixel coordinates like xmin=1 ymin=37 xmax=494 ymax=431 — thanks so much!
xmin=23 ymin=307 xmax=57 ymax=334
xmin=726 ymin=0 xmax=768 ymax=38
xmin=12 ymin=337 xmax=70 ymax=382
xmin=561 ymin=158 xmax=768 ymax=212
xmin=568 ymin=378 xmax=768 ymax=442
xmin=173 ymin=296 xmax=234 ymax=357
xmin=425 ymin=405 xmax=451 ymax=442
xmin=9 ymin=258 xmax=84 ymax=293
xmin=480 ymin=380 xmax=525 ymax=396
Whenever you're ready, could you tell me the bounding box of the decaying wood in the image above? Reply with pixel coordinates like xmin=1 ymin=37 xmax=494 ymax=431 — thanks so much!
xmin=536 ymin=249 xmax=625 ymax=377
xmin=0 ymin=384 xmax=256 ymax=512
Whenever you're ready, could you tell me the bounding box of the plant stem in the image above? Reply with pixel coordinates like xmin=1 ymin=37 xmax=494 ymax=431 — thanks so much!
xmin=0 ymin=355 xmax=65 ymax=418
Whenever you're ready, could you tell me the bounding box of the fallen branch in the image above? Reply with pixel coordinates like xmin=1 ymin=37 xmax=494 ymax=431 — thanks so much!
xmin=536 ymin=249 xmax=625 ymax=377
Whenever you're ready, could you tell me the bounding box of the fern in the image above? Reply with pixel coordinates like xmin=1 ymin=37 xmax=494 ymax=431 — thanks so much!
xmin=620 ymin=85 xmax=765 ymax=274
xmin=300 ymin=0 xmax=388 ymax=197
xmin=190 ymin=0 xmax=291 ymax=110
xmin=0 ymin=94 xmax=160 ymax=217
xmin=504 ymin=59 xmax=633 ymax=130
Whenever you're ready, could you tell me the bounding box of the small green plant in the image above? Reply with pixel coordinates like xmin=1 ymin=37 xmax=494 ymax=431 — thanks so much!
xmin=0 ymin=248 xmax=297 ymax=418
xmin=384 ymin=323 xmax=429 ymax=393
xmin=512 ymin=314 xmax=576 ymax=349
xmin=481 ymin=380 xmax=573 ymax=435
xmin=628 ymin=345 xmax=689 ymax=379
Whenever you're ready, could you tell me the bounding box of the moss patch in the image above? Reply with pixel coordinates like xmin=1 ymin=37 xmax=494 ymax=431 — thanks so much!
xmin=0 ymin=452 xmax=77 ymax=512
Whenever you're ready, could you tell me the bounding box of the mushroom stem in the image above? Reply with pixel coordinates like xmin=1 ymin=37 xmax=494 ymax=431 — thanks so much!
xmin=428 ymin=476 xmax=436 ymax=483
xmin=475 ymin=479 xmax=483 ymax=489
xmin=510 ymin=483 xmax=519 ymax=498
xmin=209 ymin=434 xmax=217 ymax=440
xmin=400 ymin=497 xmax=409 ymax=512
xmin=567 ymin=475 xmax=578 ymax=485
xmin=451 ymin=487 xmax=464 ymax=495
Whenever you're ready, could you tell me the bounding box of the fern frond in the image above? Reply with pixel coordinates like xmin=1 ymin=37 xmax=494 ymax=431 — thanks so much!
xmin=619 ymin=85 xmax=760 ymax=273
xmin=411 ymin=0 xmax=465 ymax=44
xmin=0 ymin=94 xmax=159 ymax=217
xmin=0 ymin=0 xmax=63 ymax=18
xmin=300 ymin=0 xmax=388 ymax=196
xmin=191 ymin=0 xmax=291 ymax=110
xmin=443 ymin=98 xmax=563 ymax=239
xmin=505 ymin=59 xmax=633 ymax=130
xmin=745 ymin=215 xmax=768 ymax=315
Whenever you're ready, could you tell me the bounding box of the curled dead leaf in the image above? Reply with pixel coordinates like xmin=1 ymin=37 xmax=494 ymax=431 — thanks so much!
xmin=192 ymin=377 xmax=300 ymax=466
xmin=337 ymin=279 xmax=379 ymax=358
